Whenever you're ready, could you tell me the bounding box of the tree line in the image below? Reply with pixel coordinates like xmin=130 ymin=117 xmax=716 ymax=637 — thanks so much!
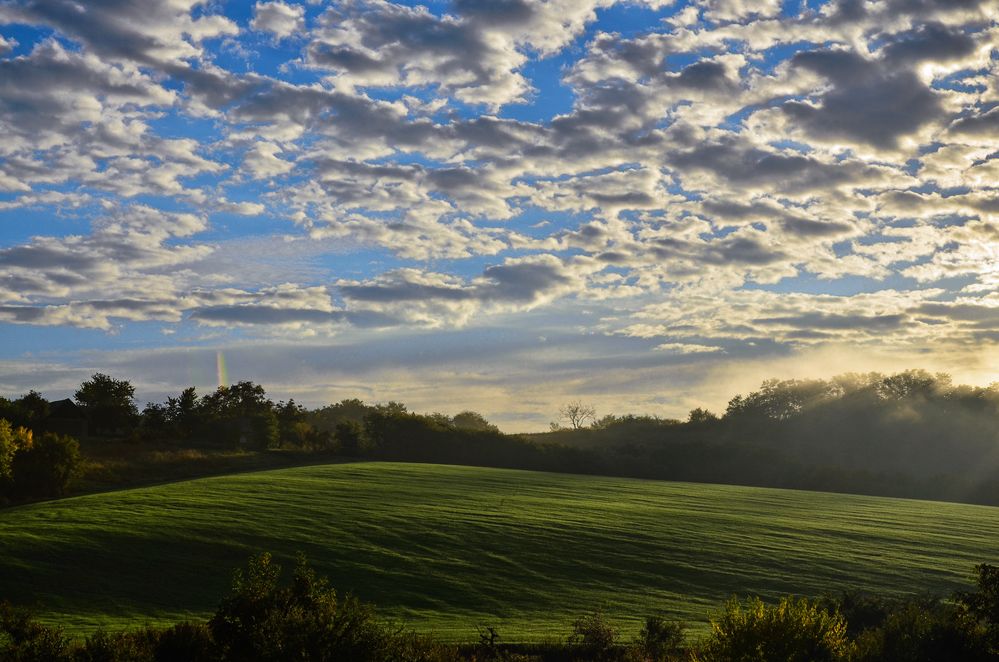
xmin=4 ymin=554 xmax=999 ymax=661
xmin=6 ymin=368 xmax=999 ymax=506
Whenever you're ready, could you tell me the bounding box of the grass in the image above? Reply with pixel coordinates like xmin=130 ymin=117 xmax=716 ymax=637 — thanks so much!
xmin=72 ymin=438 xmax=345 ymax=495
xmin=2 ymin=461 xmax=998 ymax=642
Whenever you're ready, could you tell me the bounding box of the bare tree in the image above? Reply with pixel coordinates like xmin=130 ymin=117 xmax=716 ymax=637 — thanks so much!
xmin=559 ymin=401 xmax=596 ymax=430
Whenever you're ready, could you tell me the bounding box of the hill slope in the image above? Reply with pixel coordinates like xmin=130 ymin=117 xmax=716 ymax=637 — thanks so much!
xmin=1 ymin=462 xmax=998 ymax=641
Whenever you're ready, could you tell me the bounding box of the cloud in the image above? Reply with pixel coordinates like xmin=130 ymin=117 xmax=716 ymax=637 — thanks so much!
xmin=0 ymin=0 xmax=238 ymax=66
xmin=780 ymin=49 xmax=945 ymax=150
xmin=242 ymin=141 xmax=296 ymax=179
xmin=251 ymin=1 xmax=306 ymax=40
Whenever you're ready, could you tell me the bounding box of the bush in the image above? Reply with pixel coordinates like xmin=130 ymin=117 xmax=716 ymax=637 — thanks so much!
xmin=210 ymin=552 xmax=401 ymax=661
xmin=0 ymin=420 xmax=32 ymax=497
xmin=76 ymin=629 xmax=157 ymax=661
xmin=695 ymin=596 xmax=849 ymax=662
xmin=146 ymin=622 xmax=216 ymax=661
xmin=0 ymin=601 xmax=71 ymax=661
xmin=569 ymin=610 xmax=618 ymax=659
xmin=961 ymin=563 xmax=999 ymax=648
xmin=850 ymin=599 xmax=990 ymax=662
xmin=9 ymin=432 xmax=81 ymax=500
xmin=634 ymin=615 xmax=685 ymax=661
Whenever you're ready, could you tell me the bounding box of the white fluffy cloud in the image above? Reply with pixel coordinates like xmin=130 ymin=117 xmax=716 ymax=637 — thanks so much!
xmin=251 ymin=1 xmax=306 ymax=40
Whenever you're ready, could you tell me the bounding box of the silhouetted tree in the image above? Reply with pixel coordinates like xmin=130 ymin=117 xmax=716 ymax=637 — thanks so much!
xmin=559 ymin=401 xmax=596 ymax=429
xmin=166 ymin=386 xmax=201 ymax=438
xmin=688 ymin=408 xmax=719 ymax=424
xmin=451 ymin=411 xmax=499 ymax=433
xmin=75 ymin=373 xmax=138 ymax=436
xmin=335 ymin=420 xmax=367 ymax=456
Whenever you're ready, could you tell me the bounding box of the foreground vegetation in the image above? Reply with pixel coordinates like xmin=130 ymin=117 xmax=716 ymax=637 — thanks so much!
xmin=5 ymin=552 xmax=999 ymax=661
xmin=2 ymin=463 xmax=998 ymax=641
xmin=6 ymin=368 xmax=999 ymax=507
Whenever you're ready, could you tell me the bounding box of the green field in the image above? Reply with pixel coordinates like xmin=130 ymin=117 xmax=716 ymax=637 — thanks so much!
xmin=2 ymin=462 xmax=998 ymax=642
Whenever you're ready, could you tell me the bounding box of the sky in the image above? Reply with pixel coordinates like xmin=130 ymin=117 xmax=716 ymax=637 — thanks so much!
xmin=0 ymin=0 xmax=998 ymax=430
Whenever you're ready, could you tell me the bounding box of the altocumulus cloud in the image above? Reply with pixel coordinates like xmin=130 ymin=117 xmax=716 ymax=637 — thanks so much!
xmin=0 ymin=0 xmax=998 ymax=429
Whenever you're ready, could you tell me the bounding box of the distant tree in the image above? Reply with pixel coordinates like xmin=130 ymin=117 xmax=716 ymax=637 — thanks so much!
xmin=199 ymin=382 xmax=276 ymax=448
xmin=75 ymin=373 xmax=138 ymax=436
xmin=140 ymin=402 xmax=169 ymax=437
xmin=375 ymin=401 xmax=408 ymax=416
xmin=427 ymin=412 xmax=454 ymax=428
xmin=725 ymin=379 xmax=832 ymax=421
xmin=276 ymin=399 xmax=311 ymax=448
xmin=307 ymin=398 xmax=373 ymax=436
xmin=200 ymin=381 xmax=271 ymax=420
xmin=688 ymin=408 xmax=719 ymax=424
xmin=161 ymin=386 xmax=202 ymax=440
xmin=591 ymin=414 xmax=619 ymax=430
xmin=335 ymin=420 xmax=367 ymax=456
xmin=559 ymin=401 xmax=596 ymax=430
xmin=452 ymin=410 xmax=498 ymax=433
xmin=876 ymin=369 xmax=944 ymax=401
xmin=13 ymin=391 xmax=50 ymax=429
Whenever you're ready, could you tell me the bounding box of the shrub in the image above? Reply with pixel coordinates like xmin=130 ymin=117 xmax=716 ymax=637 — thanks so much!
xmin=0 ymin=601 xmax=71 ymax=661
xmin=210 ymin=552 xmax=397 ymax=661
xmin=0 ymin=420 xmax=32 ymax=498
xmin=76 ymin=629 xmax=157 ymax=661
xmin=9 ymin=431 xmax=81 ymax=500
xmin=634 ymin=615 xmax=685 ymax=661
xmin=695 ymin=596 xmax=849 ymax=662
xmin=961 ymin=563 xmax=999 ymax=648
xmin=152 ymin=622 xmax=217 ymax=661
xmin=569 ymin=610 xmax=618 ymax=659
xmin=850 ymin=599 xmax=990 ymax=662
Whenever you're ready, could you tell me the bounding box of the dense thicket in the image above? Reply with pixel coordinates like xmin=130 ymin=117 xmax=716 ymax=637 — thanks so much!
xmin=6 ymin=368 xmax=999 ymax=506
xmin=4 ymin=556 xmax=999 ymax=661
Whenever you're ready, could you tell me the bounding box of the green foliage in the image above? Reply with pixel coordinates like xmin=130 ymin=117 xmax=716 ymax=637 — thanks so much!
xmin=209 ymin=552 xmax=428 ymax=661
xmin=687 ymin=408 xmax=718 ymax=424
xmin=451 ymin=411 xmax=499 ymax=433
xmin=695 ymin=596 xmax=849 ymax=662
xmin=9 ymin=431 xmax=80 ymax=500
xmin=0 ymin=601 xmax=71 ymax=661
xmin=335 ymin=419 xmax=367 ymax=456
xmin=75 ymin=629 xmax=157 ymax=661
xmin=960 ymin=563 xmax=999 ymax=652
xmin=850 ymin=599 xmax=989 ymax=662
xmin=635 ymin=615 xmax=686 ymax=661
xmin=166 ymin=387 xmax=201 ymax=438
xmin=75 ymin=373 xmax=138 ymax=436
xmin=569 ymin=610 xmax=617 ymax=659
xmin=0 ymin=419 xmax=32 ymax=485
xmin=0 ymin=392 xmax=50 ymax=431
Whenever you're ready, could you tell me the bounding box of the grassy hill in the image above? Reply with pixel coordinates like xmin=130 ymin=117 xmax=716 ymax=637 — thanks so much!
xmin=1 ymin=462 xmax=998 ymax=642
